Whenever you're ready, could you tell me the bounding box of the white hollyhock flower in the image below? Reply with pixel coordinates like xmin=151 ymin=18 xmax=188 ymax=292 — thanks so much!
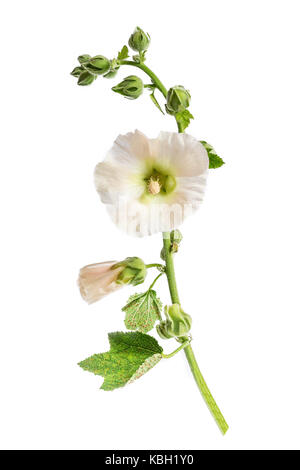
xmin=94 ymin=130 xmax=209 ymax=236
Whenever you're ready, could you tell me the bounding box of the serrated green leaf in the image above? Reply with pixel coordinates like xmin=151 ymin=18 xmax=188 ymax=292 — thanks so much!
xmin=175 ymin=109 xmax=194 ymax=132
xmin=208 ymin=153 xmax=225 ymax=169
xmin=149 ymin=91 xmax=164 ymax=114
xmin=117 ymin=45 xmax=129 ymax=60
xmin=122 ymin=289 xmax=162 ymax=333
xmin=200 ymin=141 xmax=225 ymax=169
xmin=79 ymin=331 xmax=163 ymax=390
xmin=127 ymin=354 xmax=162 ymax=384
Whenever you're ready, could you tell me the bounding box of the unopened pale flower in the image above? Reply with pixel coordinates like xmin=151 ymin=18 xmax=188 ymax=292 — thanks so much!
xmin=78 ymin=261 xmax=122 ymax=304
xmin=94 ymin=130 xmax=209 ymax=236
xmin=78 ymin=257 xmax=147 ymax=304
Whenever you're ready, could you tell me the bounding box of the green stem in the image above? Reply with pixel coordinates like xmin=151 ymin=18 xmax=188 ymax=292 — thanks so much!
xmin=119 ymin=60 xmax=185 ymax=132
xmin=119 ymin=60 xmax=168 ymax=98
xmin=162 ymin=230 xmax=228 ymax=434
xmin=162 ymin=339 xmax=191 ymax=359
xmin=146 ymin=263 xmax=164 ymax=270
xmin=162 ymin=232 xmax=180 ymax=304
xmin=148 ymin=272 xmax=163 ymax=290
xmin=184 ymin=344 xmax=229 ymax=435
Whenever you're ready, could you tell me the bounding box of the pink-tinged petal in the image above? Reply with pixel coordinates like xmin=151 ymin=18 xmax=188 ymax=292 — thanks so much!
xmin=78 ymin=262 xmax=123 ymax=304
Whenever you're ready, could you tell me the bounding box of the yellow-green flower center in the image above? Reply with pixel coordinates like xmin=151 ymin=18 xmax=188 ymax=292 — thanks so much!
xmin=144 ymin=168 xmax=176 ymax=197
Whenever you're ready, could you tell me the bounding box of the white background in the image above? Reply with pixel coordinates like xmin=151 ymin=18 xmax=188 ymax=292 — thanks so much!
xmin=1 ymin=0 xmax=300 ymax=450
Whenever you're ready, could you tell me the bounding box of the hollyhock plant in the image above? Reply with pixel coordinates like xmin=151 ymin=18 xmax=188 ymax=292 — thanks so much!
xmin=71 ymin=26 xmax=228 ymax=434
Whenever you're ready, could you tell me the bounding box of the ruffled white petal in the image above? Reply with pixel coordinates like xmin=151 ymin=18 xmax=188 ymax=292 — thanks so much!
xmin=105 ymin=130 xmax=151 ymax=169
xmin=149 ymin=132 xmax=209 ymax=177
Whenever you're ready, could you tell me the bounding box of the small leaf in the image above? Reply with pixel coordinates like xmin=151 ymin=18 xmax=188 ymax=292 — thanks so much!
xmin=200 ymin=141 xmax=225 ymax=169
xmin=117 ymin=45 xmax=129 ymax=60
xmin=122 ymin=289 xmax=162 ymax=333
xmin=149 ymin=91 xmax=164 ymax=114
xmin=78 ymin=331 xmax=163 ymax=390
xmin=175 ymin=109 xmax=194 ymax=132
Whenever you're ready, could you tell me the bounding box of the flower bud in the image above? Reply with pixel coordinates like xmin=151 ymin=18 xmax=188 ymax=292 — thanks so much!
xmin=170 ymin=229 xmax=183 ymax=245
xmin=112 ymin=75 xmax=143 ymax=100
xmin=71 ymin=66 xmax=84 ymax=77
xmin=78 ymin=261 xmax=123 ymax=304
xmin=165 ymin=86 xmax=191 ymax=115
xmin=77 ymin=54 xmax=91 ymax=65
xmin=128 ymin=27 xmax=150 ymax=52
xmin=156 ymin=304 xmax=192 ymax=339
xmin=113 ymin=257 xmax=147 ymax=286
xmin=78 ymin=257 xmax=147 ymax=304
xmin=170 ymin=229 xmax=183 ymax=253
xmin=83 ymin=55 xmax=111 ymax=75
xmin=77 ymin=70 xmax=96 ymax=86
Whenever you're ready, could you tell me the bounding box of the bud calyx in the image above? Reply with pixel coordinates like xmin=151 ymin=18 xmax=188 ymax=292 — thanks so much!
xmin=156 ymin=304 xmax=192 ymax=339
xmin=113 ymin=257 xmax=147 ymax=286
xmin=112 ymin=75 xmax=144 ymax=100
xmin=128 ymin=27 xmax=150 ymax=53
xmin=83 ymin=55 xmax=111 ymax=75
xmin=165 ymin=86 xmax=191 ymax=115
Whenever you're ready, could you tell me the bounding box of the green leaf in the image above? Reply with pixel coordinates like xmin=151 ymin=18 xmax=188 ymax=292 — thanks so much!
xmin=79 ymin=331 xmax=163 ymax=390
xmin=200 ymin=141 xmax=225 ymax=169
xmin=175 ymin=109 xmax=194 ymax=132
xmin=149 ymin=91 xmax=164 ymax=114
xmin=117 ymin=45 xmax=129 ymax=60
xmin=122 ymin=289 xmax=162 ymax=333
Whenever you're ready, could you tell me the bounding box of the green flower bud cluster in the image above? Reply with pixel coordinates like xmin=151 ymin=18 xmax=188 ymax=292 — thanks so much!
xmin=157 ymin=304 xmax=192 ymax=339
xmin=165 ymin=86 xmax=191 ymax=115
xmin=71 ymin=27 xmax=151 ymax=89
xmin=70 ymin=54 xmax=118 ymax=86
xmin=128 ymin=27 xmax=150 ymax=53
xmin=112 ymin=75 xmax=144 ymax=100
xmin=113 ymin=257 xmax=147 ymax=286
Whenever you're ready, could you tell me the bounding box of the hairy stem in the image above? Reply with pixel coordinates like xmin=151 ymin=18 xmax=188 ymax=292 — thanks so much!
xmin=148 ymin=272 xmax=163 ymax=290
xmin=146 ymin=263 xmax=164 ymax=270
xmin=163 ymin=231 xmax=228 ymax=434
xmin=162 ymin=339 xmax=191 ymax=359
xmin=119 ymin=60 xmax=168 ymax=98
